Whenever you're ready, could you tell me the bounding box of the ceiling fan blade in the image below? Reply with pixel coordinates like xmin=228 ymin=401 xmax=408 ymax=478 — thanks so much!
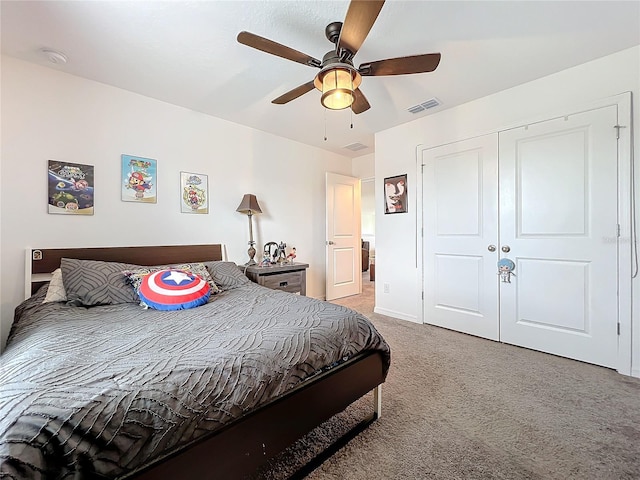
xmin=359 ymin=53 xmax=441 ymax=76
xmin=338 ymin=0 xmax=385 ymax=56
xmin=351 ymin=88 xmax=371 ymax=114
xmin=272 ymin=81 xmax=316 ymax=105
xmin=237 ymin=31 xmax=321 ymax=68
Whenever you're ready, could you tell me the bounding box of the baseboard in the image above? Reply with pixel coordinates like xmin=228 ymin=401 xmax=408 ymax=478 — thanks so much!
xmin=373 ymin=307 xmax=420 ymax=324
xmin=631 ymin=367 xmax=640 ymax=379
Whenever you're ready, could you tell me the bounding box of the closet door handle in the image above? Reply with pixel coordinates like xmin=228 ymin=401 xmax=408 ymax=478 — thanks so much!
xmin=488 ymin=245 xmax=496 ymax=252
xmin=502 ymin=245 xmax=511 ymax=253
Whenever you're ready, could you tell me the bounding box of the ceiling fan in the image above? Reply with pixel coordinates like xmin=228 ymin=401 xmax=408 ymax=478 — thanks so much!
xmin=237 ymin=0 xmax=441 ymax=114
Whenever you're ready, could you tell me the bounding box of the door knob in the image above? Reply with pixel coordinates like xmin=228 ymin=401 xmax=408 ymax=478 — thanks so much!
xmin=488 ymin=245 xmax=496 ymax=252
xmin=327 ymin=240 xmax=335 ymax=245
xmin=501 ymin=245 xmax=510 ymax=253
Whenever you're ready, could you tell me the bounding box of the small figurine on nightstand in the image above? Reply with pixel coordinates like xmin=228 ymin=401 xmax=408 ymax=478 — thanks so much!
xmin=276 ymin=242 xmax=287 ymax=264
xmin=287 ymin=247 xmax=297 ymax=264
xmin=260 ymin=252 xmax=271 ymax=267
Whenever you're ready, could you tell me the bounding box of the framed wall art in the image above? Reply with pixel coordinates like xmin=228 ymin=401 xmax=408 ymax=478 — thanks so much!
xmin=384 ymin=174 xmax=408 ymax=214
xmin=180 ymin=172 xmax=208 ymax=214
xmin=48 ymin=160 xmax=94 ymax=215
xmin=121 ymin=154 xmax=157 ymax=203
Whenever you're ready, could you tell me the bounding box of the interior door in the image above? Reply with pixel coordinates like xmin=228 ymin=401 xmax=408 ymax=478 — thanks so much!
xmin=422 ymin=134 xmax=499 ymax=340
xmin=499 ymin=105 xmax=619 ymax=368
xmin=326 ymin=172 xmax=362 ymax=300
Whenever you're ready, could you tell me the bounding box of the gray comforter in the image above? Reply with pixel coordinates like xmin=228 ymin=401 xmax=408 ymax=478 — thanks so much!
xmin=0 ymin=283 xmax=390 ymax=479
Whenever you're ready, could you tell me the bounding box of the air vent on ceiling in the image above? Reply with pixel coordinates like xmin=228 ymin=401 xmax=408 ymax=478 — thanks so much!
xmin=407 ymin=97 xmax=441 ymax=114
xmin=343 ymin=142 xmax=369 ymax=152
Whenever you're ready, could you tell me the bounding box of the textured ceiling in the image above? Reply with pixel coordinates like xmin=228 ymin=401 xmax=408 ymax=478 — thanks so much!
xmin=2 ymin=1 xmax=639 ymax=158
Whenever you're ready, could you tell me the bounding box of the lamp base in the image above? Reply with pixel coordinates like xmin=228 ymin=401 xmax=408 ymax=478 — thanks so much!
xmin=245 ymin=244 xmax=257 ymax=266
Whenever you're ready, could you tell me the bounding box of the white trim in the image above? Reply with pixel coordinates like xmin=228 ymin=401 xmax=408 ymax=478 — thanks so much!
xmin=616 ymin=92 xmax=633 ymax=376
xmin=415 ymin=147 xmax=425 ymax=319
xmin=373 ymin=306 xmax=419 ymax=323
xmin=416 ymin=92 xmax=634 ymax=376
xmin=24 ymin=248 xmax=32 ymax=301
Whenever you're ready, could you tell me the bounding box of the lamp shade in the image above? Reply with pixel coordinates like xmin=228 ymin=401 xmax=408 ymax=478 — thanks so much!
xmin=314 ymin=66 xmax=362 ymax=111
xmin=236 ymin=194 xmax=262 ymax=215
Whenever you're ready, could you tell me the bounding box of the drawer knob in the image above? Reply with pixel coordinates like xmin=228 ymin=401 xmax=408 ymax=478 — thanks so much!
xmin=279 ymin=281 xmax=288 ymax=287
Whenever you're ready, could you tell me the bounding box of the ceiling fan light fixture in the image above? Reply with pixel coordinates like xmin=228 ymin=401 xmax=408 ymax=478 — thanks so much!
xmin=314 ymin=66 xmax=362 ymax=110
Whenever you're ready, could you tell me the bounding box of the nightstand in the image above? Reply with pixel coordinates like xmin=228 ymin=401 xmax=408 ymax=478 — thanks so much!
xmin=243 ymin=263 xmax=309 ymax=296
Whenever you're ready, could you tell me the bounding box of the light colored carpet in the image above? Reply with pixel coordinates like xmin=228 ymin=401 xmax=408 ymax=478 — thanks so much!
xmin=255 ymin=274 xmax=640 ymax=479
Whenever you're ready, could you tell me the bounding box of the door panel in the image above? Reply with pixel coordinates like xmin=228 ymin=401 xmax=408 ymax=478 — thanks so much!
xmin=499 ymin=106 xmax=618 ymax=368
xmin=435 ymin=150 xmax=482 ymax=235
xmin=326 ymin=172 xmax=361 ymax=300
xmin=435 ymin=254 xmax=482 ymax=315
xmin=518 ymin=129 xmax=588 ymax=236
xmin=423 ymin=135 xmax=499 ymax=340
xmin=333 ymin=248 xmax=356 ymax=285
xmin=516 ymin=259 xmax=589 ymax=332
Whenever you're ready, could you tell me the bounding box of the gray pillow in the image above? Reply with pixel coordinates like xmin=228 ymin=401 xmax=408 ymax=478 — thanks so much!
xmin=61 ymin=258 xmax=141 ymax=307
xmin=204 ymin=261 xmax=251 ymax=290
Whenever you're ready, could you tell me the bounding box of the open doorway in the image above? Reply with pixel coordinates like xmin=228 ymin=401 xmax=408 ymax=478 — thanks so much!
xmin=361 ymin=177 xmax=375 ymax=282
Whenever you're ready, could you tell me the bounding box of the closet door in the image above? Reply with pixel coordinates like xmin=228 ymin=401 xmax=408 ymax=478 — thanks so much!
xmin=498 ymin=105 xmax=619 ymax=368
xmin=422 ymin=134 xmax=499 ymax=340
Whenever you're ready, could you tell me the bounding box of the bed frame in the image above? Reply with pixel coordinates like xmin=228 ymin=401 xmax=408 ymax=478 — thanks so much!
xmin=25 ymin=244 xmax=385 ymax=479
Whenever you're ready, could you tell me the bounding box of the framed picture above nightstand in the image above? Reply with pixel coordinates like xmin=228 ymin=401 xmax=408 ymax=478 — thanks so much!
xmin=243 ymin=263 xmax=309 ymax=296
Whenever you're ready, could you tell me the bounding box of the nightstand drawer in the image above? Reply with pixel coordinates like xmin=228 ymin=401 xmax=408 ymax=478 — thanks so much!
xmin=243 ymin=263 xmax=309 ymax=296
xmin=261 ymin=271 xmax=303 ymax=291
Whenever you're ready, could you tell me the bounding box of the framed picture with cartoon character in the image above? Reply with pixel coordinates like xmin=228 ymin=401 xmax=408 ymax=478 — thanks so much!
xmin=384 ymin=174 xmax=407 ymax=214
xmin=48 ymin=160 xmax=94 ymax=215
xmin=121 ymin=154 xmax=157 ymax=203
xmin=180 ymin=172 xmax=209 ymax=214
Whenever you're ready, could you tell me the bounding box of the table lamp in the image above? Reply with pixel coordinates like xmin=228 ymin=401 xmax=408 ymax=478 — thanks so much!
xmin=236 ymin=194 xmax=262 ymax=266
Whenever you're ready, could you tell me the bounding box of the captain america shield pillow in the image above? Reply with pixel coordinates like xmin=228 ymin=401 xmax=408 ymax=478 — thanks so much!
xmin=137 ymin=269 xmax=211 ymax=310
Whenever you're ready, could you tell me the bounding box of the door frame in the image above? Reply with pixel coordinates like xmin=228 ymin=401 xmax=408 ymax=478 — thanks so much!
xmin=416 ymin=92 xmax=633 ymax=375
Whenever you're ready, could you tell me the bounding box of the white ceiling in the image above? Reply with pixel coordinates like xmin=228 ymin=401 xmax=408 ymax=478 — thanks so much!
xmin=2 ymin=1 xmax=639 ymax=158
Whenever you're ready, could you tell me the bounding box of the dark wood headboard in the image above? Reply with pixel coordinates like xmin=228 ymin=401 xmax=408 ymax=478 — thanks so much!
xmin=26 ymin=244 xmax=225 ymax=298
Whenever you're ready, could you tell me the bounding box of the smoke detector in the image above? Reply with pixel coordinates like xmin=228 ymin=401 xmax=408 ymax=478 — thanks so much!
xmin=41 ymin=48 xmax=68 ymax=65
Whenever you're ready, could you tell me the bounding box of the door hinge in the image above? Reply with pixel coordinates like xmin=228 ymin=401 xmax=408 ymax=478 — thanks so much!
xmin=617 ymin=224 xmax=621 ymax=237
xmin=617 ymin=322 xmax=621 ymax=335
xmin=421 ymin=291 xmax=424 ymax=301
xmin=614 ymin=124 xmax=626 ymax=140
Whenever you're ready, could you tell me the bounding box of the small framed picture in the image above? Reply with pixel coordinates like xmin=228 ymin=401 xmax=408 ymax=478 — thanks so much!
xmin=48 ymin=160 xmax=94 ymax=215
xmin=180 ymin=172 xmax=209 ymax=214
xmin=384 ymin=174 xmax=408 ymax=214
xmin=121 ymin=154 xmax=157 ymax=203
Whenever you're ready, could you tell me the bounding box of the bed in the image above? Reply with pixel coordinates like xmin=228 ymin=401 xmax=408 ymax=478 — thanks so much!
xmin=0 ymin=244 xmax=390 ymax=479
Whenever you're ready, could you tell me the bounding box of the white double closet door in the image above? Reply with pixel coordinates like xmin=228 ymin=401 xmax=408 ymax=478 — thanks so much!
xmin=422 ymin=105 xmax=619 ymax=368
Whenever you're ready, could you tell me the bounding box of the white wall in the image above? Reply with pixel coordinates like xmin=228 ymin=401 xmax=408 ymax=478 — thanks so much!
xmin=374 ymin=46 xmax=640 ymax=373
xmin=0 ymin=56 xmax=352 ymax=348
xmin=352 ymin=153 xmax=374 ymax=179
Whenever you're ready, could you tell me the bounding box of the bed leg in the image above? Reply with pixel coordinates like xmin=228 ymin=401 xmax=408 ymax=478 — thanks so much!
xmin=288 ymin=384 xmax=383 ymax=480
xmin=373 ymin=384 xmax=382 ymax=419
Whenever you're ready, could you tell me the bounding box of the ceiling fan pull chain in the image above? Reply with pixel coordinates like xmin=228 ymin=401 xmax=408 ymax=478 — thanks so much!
xmin=324 ymin=108 xmax=328 ymax=141
xmin=350 ymin=76 xmax=354 ymax=129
